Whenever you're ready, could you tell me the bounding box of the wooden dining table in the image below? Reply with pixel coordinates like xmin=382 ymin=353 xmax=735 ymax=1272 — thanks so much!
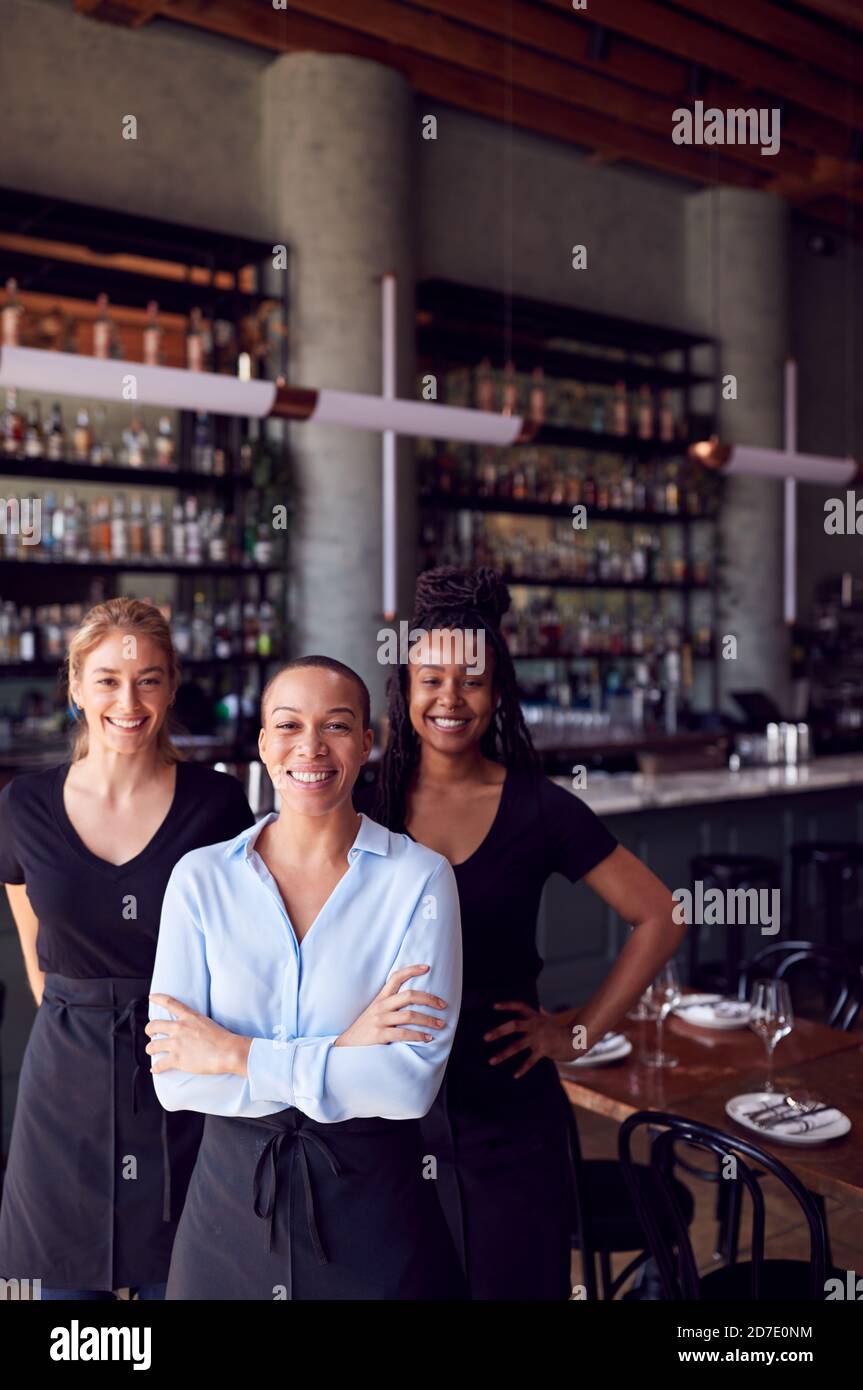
xmin=556 ymin=1005 xmax=863 ymax=1213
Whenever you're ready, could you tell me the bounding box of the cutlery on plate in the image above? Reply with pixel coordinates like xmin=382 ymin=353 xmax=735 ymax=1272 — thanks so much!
xmin=756 ymin=1103 xmax=831 ymax=1131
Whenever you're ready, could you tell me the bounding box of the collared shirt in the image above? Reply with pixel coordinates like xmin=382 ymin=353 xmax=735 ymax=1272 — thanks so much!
xmin=149 ymin=812 xmax=462 ymax=1123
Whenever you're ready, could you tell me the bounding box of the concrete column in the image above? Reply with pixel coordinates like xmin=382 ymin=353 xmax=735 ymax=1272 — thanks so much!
xmin=261 ymin=53 xmax=417 ymax=714
xmin=685 ymin=188 xmax=790 ymax=715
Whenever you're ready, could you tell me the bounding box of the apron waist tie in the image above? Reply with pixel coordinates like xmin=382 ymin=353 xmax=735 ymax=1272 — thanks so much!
xmin=252 ymin=1126 xmax=341 ymax=1268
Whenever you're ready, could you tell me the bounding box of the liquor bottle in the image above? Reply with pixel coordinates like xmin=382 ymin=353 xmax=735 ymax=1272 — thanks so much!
xmin=502 ymin=361 xmax=519 ymax=417
xmin=242 ymin=600 xmax=259 ymax=656
xmin=476 ymin=447 xmax=497 ymax=499
xmin=149 ymin=497 xmax=166 ymax=560
xmin=172 ymin=609 xmax=192 ymax=658
xmin=46 ymin=402 xmax=66 ymax=461
xmin=207 ymin=509 xmax=228 ymax=563
xmin=19 ymin=606 xmax=37 ymax=662
xmin=257 ymin=600 xmax=275 ymax=657
xmin=214 ymin=610 xmax=232 ymax=660
xmin=633 ymin=464 xmax=648 ymax=512
xmin=23 ymin=400 xmax=44 ymax=458
xmin=529 ymin=366 xmax=546 ymax=423
xmin=191 ymin=591 xmax=211 ymax=658
xmin=637 ymin=385 xmax=654 ymax=440
xmin=595 ymin=461 xmax=609 ymax=511
xmin=51 ymin=491 xmax=65 ymax=554
xmin=582 ymin=465 xmax=597 ymax=509
xmin=609 ymin=461 xmax=624 ymax=511
xmin=89 ymin=405 xmax=110 ymax=465
xmin=254 ymin=517 xmax=274 ymax=566
xmin=93 ymin=294 xmax=113 ymax=359
xmin=171 ymin=502 xmax=185 ymax=561
xmin=155 ymin=415 xmax=174 ymax=470
xmin=2 ymin=278 xmax=22 ymax=347
xmin=192 ymin=412 xmax=214 ymax=473
xmin=590 ymin=393 xmax=606 ymax=433
xmin=123 ymin=414 xmax=150 ymax=468
xmin=184 ymin=495 xmax=202 ymax=565
xmin=658 ymin=389 xmax=675 ymax=443
xmin=651 ymin=463 xmax=667 ymax=514
xmin=128 ymin=495 xmax=145 ymax=558
xmin=143 ymin=300 xmax=162 ymax=366
xmin=620 ymin=462 xmax=635 ymax=511
xmin=665 ymin=461 xmax=680 ymax=515
xmin=42 ymin=492 xmax=56 ymax=560
xmin=93 ymin=497 xmax=111 ymax=560
xmin=111 ymin=495 xmax=128 ymax=562
xmin=475 ymin=358 xmax=495 ymax=412
xmin=213 ymin=319 xmax=237 ymax=375
xmin=3 ymin=388 xmax=24 ymax=456
xmin=62 ymin=494 xmax=78 ymax=560
xmin=73 ymin=409 xmax=92 ymax=462
xmin=187 ymin=308 xmax=207 ymax=371
xmin=612 ymin=380 xmax=628 ymax=436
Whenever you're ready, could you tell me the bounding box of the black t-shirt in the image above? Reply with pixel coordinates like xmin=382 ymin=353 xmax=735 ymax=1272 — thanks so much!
xmin=0 ymin=761 xmax=255 ymax=978
xmin=356 ymin=768 xmax=618 ymax=1119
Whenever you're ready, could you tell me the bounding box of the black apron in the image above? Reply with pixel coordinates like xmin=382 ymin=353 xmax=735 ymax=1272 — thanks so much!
xmin=166 ymin=1107 xmax=467 ymax=1300
xmin=418 ymin=984 xmax=577 ymax=1301
xmin=0 ymin=973 xmax=203 ymax=1290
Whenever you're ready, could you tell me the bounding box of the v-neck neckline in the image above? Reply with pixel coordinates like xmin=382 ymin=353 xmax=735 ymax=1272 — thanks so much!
xmin=405 ymin=766 xmax=510 ymax=871
xmin=247 ymin=812 xmax=364 ymax=953
xmin=52 ymin=759 xmax=183 ymax=880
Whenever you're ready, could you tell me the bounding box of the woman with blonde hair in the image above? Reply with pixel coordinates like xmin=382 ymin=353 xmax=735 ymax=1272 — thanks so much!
xmin=0 ymin=597 xmax=254 ymax=1300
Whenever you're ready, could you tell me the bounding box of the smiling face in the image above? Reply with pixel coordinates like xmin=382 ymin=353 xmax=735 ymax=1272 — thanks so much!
xmin=258 ymin=665 xmax=373 ymax=816
xmin=69 ymin=630 xmax=174 ymax=757
xmin=407 ymin=628 xmax=497 ymax=755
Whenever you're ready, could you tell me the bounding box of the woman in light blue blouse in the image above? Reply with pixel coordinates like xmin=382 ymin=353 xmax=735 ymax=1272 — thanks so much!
xmin=145 ymin=655 xmax=465 ymax=1300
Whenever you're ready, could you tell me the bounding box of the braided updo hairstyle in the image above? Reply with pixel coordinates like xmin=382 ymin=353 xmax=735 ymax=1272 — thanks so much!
xmin=373 ymin=566 xmax=538 ymax=832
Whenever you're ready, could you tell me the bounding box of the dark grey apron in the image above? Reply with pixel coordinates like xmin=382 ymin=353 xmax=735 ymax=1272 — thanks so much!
xmin=166 ymin=1106 xmax=467 ymax=1300
xmin=419 ymin=984 xmax=577 ymax=1300
xmin=0 ymin=973 xmax=203 ymax=1290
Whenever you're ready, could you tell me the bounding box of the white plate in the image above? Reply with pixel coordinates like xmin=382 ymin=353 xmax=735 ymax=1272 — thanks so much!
xmin=674 ymin=994 xmax=752 ymax=1029
xmin=726 ymin=1091 xmax=851 ymax=1145
xmin=562 ymin=1033 xmax=633 ymax=1068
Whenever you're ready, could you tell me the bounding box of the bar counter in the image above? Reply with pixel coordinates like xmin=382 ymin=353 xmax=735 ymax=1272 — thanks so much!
xmin=554 ymin=754 xmax=863 ymax=816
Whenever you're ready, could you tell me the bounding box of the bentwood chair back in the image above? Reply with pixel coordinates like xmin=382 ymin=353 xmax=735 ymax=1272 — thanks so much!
xmin=564 ymin=1101 xmax=694 ymax=1300
xmin=618 ymin=1111 xmax=831 ymax=1301
xmin=737 ymin=940 xmax=862 ymax=1030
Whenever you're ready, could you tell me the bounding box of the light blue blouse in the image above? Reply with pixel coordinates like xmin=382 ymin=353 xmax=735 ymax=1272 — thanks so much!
xmin=148 ymin=812 xmax=462 ymax=1124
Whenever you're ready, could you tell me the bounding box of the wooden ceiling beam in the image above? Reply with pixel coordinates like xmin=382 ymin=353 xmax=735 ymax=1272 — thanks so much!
xmin=158 ymin=0 xmax=765 ymax=188
xmin=408 ymin=0 xmax=855 ymax=164
xmin=539 ymin=0 xmax=862 ymax=131
xmin=216 ymin=0 xmax=824 ymax=183
xmin=73 ymin=0 xmax=162 ymax=25
xmin=794 ymin=0 xmax=863 ymax=33
xmin=666 ymin=0 xmax=863 ymax=78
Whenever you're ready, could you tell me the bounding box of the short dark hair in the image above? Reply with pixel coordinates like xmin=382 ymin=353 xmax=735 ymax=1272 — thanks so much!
xmin=260 ymin=655 xmax=371 ymax=730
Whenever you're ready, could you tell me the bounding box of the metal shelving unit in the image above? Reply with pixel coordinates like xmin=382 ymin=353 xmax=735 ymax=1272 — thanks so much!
xmin=0 ymin=189 xmax=290 ymax=764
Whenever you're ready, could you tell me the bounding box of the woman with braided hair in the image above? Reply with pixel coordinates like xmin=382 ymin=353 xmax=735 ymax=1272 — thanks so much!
xmin=367 ymin=566 xmax=684 ymax=1300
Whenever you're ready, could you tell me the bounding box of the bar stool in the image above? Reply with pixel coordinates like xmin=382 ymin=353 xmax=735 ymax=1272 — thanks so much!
xmin=790 ymin=841 xmax=863 ymax=951
xmin=688 ymin=854 xmax=781 ymax=994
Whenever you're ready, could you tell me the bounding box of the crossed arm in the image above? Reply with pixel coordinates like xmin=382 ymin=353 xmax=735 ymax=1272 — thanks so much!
xmin=146 ymin=858 xmax=463 ymax=1123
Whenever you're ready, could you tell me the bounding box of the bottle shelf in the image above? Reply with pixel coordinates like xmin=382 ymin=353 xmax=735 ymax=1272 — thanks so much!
xmin=512 ymin=647 xmax=715 ymax=663
xmin=423 ymin=492 xmax=717 ymax=524
xmin=500 ymin=575 xmax=710 ymax=592
xmin=418 ymin=326 xmax=712 ymax=389
xmin=0 ymin=654 xmax=281 ymax=678
xmin=0 ymin=558 xmax=281 ymax=577
xmin=0 ymin=457 xmax=252 ymax=490
xmin=512 ymin=424 xmax=689 ymax=456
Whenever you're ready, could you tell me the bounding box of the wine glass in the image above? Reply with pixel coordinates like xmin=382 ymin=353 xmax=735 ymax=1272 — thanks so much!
xmin=748 ymin=978 xmax=794 ymax=1093
xmin=626 ymin=987 xmax=653 ymax=1021
xmin=641 ymin=961 xmax=682 ymax=1068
